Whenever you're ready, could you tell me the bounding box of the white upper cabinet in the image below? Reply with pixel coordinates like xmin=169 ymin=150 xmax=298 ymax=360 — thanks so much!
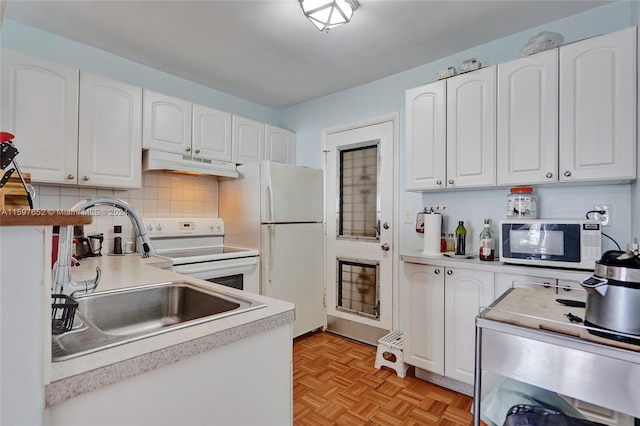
xmin=192 ymin=104 xmax=232 ymax=162
xmin=446 ymin=66 xmax=497 ymax=189
xmin=405 ymin=81 xmax=446 ymax=191
xmin=78 ymin=72 xmax=142 ymax=188
xmin=559 ymin=26 xmax=637 ymax=183
xmin=143 ymin=89 xmax=192 ymax=155
xmin=265 ymin=125 xmax=296 ymax=165
xmin=232 ymin=115 xmax=265 ymax=164
xmin=497 ymin=50 xmax=559 ymax=186
xmin=0 ymin=49 xmax=79 ymax=184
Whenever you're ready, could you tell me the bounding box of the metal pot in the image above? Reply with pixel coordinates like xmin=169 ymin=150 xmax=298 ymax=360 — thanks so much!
xmin=580 ymin=250 xmax=640 ymax=338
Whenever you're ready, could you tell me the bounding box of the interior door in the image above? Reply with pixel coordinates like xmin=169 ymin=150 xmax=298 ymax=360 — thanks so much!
xmin=324 ymin=120 xmax=394 ymax=341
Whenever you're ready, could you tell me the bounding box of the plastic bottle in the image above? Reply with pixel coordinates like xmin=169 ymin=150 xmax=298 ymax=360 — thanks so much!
xmin=113 ymin=225 xmax=123 ymax=255
xmin=507 ymin=187 xmax=537 ymax=219
xmin=455 ymin=221 xmax=467 ymax=255
xmin=479 ymin=218 xmax=495 ymax=261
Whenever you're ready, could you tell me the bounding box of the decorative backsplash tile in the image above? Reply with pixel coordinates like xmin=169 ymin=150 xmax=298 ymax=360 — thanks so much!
xmin=33 ymin=171 xmax=219 ymax=254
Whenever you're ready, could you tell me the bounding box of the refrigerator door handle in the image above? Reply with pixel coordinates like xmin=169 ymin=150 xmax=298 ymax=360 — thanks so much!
xmin=267 ymin=224 xmax=275 ymax=282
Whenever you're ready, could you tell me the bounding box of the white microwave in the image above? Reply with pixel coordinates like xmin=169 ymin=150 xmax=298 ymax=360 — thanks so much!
xmin=499 ymin=219 xmax=601 ymax=270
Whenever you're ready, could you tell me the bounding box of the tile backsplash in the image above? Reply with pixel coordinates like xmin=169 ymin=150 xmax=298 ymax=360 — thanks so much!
xmin=33 ymin=171 xmax=219 ymax=254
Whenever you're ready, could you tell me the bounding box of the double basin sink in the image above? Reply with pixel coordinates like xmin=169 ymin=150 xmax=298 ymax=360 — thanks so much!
xmin=52 ymin=281 xmax=266 ymax=361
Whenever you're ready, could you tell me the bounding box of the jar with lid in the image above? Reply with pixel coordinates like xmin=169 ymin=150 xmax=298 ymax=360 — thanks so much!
xmin=507 ymin=187 xmax=537 ymax=219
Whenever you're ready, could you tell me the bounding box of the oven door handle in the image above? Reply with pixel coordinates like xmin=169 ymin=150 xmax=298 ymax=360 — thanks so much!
xmin=173 ymin=259 xmax=259 ymax=274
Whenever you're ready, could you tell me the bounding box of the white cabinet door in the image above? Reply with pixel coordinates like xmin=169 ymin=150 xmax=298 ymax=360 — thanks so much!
xmin=494 ymin=272 xmax=557 ymax=299
xmin=405 ymin=81 xmax=446 ymax=191
xmin=444 ymin=267 xmax=494 ymax=385
xmin=402 ymin=262 xmax=445 ymax=374
xmin=1 ymin=49 xmax=79 ymax=184
xmin=559 ymin=26 xmax=637 ymax=183
xmin=497 ymin=50 xmax=559 ymax=186
xmin=265 ymin=125 xmax=296 ymax=165
xmin=232 ymin=116 xmax=265 ymax=164
xmin=78 ymin=72 xmax=142 ymax=188
xmin=143 ymin=89 xmax=192 ymax=155
xmin=446 ymin=66 xmax=496 ymax=189
xmin=192 ymin=104 xmax=232 ymax=162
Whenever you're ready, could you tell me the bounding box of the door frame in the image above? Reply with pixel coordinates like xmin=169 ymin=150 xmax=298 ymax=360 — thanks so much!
xmin=320 ymin=112 xmax=400 ymax=331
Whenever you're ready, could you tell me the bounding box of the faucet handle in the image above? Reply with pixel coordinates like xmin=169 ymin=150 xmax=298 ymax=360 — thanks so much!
xmin=70 ymin=267 xmax=101 ymax=297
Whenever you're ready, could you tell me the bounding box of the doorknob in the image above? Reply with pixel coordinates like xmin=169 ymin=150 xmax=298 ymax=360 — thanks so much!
xmin=381 ymin=243 xmax=390 ymax=251
xmin=383 ymin=222 xmax=390 ymax=230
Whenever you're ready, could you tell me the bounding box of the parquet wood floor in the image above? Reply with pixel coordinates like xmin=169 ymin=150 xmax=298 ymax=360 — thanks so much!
xmin=293 ymin=331 xmax=476 ymax=425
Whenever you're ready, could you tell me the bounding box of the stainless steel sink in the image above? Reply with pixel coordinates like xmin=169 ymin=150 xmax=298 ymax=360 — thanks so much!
xmin=52 ymin=281 xmax=266 ymax=361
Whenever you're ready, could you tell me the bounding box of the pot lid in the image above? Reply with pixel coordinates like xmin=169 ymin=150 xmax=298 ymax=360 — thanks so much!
xmin=597 ymin=250 xmax=640 ymax=269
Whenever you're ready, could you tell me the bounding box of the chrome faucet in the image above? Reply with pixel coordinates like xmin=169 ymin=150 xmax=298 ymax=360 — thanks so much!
xmin=52 ymin=197 xmax=156 ymax=296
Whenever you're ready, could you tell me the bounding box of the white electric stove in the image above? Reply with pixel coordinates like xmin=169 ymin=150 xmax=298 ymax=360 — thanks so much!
xmin=144 ymin=217 xmax=260 ymax=294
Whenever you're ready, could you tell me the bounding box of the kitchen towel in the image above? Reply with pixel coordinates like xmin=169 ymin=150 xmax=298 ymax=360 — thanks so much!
xmin=422 ymin=213 xmax=443 ymax=257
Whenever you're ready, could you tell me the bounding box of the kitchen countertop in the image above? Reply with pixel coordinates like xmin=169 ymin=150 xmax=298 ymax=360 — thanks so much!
xmin=400 ymin=250 xmax=592 ymax=281
xmin=45 ymin=254 xmax=295 ymax=407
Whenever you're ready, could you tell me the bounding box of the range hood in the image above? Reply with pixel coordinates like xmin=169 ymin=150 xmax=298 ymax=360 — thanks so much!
xmin=143 ymin=150 xmax=238 ymax=178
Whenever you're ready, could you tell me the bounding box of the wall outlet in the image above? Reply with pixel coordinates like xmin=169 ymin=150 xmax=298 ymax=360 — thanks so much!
xmin=593 ymin=204 xmax=612 ymax=227
xmin=403 ymin=208 xmax=413 ymax=224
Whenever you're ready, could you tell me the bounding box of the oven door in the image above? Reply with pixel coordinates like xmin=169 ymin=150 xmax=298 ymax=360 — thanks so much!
xmin=172 ymin=256 xmax=260 ymax=294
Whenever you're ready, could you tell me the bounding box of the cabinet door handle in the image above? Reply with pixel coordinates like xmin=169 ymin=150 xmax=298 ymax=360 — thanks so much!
xmin=446 ymin=270 xmax=453 ymax=275
xmin=564 ymin=170 xmax=572 ymax=177
xmin=185 ymin=147 xmax=191 ymax=152
xmin=82 ymin=176 xmax=89 ymax=181
xmin=448 ymin=179 xmax=454 ymax=185
xmin=546 ymin=172 xmax=553 ymax=178
xmin=381 ymin=243 xmax=390 ymax=251
xmin=434 ymin=269 xmax=441 ymax=274
xmin=436 ymin=180 xmax=442 ymax=185
xmin=543 ymin=282 xmax=551 ymax=288
xmin=67 ymin=174 xmax=75 ymax=180
xmin=195 ymin=149 xmax=200 ymax=154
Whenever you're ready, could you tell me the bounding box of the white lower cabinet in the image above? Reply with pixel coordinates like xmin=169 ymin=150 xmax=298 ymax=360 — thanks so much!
xmin=402 ymin=262 xmax=493 ymax=385
xmin=402 ymin=263 xmax=445 ymax=374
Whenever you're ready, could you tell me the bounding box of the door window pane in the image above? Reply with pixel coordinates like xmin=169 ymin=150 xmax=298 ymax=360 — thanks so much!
xmin=339 ymin=143 xmax=378 ymax=239
xmin=336 ymin=258 xmax=379 ymax=319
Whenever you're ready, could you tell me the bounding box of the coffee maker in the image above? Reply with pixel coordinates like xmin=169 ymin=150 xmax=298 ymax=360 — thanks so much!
xmin=72 ymin=226 xmax=103 ymax=259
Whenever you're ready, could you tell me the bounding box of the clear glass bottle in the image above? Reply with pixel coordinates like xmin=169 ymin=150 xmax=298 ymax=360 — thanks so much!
xmin=479 ymin=218 xmax=494 ymax=261
xmin=455 ymin=221 xmax=467 ymax=255
xmin=446 ymin=233 xmax=455 ymax=252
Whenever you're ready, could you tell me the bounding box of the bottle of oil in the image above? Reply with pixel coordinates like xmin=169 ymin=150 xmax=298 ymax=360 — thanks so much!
xmin=479 ymin=218 xmax=494 ymax=261
xmin=455 ymin=221 xmax=467 ymax=255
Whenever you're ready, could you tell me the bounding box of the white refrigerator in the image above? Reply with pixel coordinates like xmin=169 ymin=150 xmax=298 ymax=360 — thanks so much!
xmin=219 ymin=161 xmax=324 ymax=338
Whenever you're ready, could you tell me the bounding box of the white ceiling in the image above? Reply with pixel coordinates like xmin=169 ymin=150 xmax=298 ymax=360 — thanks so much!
xmin=5 ymin=0 xmax=611 ymax=109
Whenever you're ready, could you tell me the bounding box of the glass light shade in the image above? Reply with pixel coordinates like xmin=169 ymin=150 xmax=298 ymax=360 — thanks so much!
xmin=300 ymin=0 xmax=359 ymax=32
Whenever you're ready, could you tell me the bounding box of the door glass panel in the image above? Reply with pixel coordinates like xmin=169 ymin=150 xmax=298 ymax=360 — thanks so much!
xmin=338 ymin=142 xmax=379 ymax=240
xmin=336 ymin=258 xmax=379 ymax=319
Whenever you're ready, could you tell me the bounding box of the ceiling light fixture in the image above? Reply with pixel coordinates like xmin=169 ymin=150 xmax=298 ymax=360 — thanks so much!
xmin=299 ymin=0 xmax=360 ymax=33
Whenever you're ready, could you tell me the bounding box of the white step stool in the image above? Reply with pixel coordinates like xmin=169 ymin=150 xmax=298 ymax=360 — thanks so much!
xmin=374 ymin=331 xmax=409 ymax=378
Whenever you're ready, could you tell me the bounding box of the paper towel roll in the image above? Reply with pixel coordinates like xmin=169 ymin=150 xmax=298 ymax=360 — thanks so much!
xmin=422 ymin=213 xmax=443 ymax=257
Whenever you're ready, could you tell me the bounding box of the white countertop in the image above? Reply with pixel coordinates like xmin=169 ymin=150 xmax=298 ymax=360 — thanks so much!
xmin=400 ymin=250 xmax=593 ymax=281
xmin=46 ymin=254 xmax=295 ymax=407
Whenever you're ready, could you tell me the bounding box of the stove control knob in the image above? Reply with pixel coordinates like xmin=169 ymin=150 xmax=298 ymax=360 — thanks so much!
xmin=156 ymin=224 xmax=162 ymax=231
xmin=147 ymin=224 xmax=153 ymax=231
